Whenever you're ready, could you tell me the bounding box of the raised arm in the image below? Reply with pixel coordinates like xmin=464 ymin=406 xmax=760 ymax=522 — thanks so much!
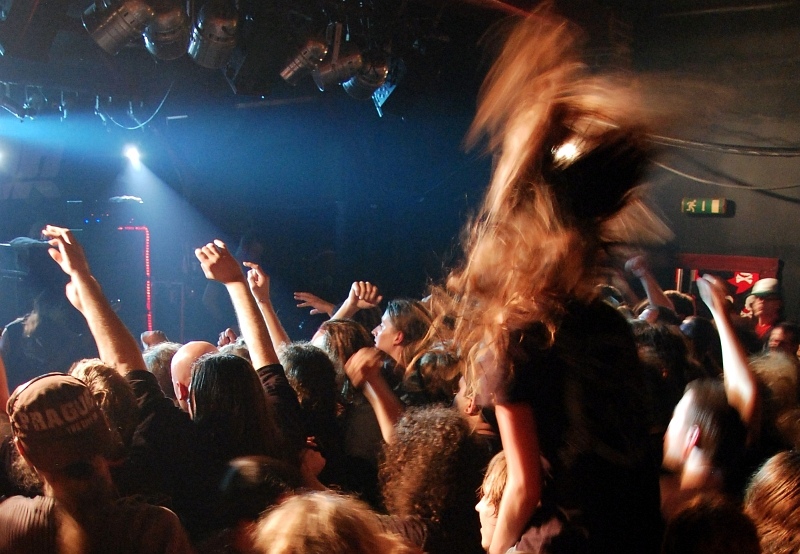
xmin=696 ymin=274 xmax=759 ymax=431
xmin=626 ymin=255 xmax=675 ymax=312
xmin=195 ymin=240 xmax=278 ymax=368
xmin=0 ymin=352 xmax=8 ymax=414
xmin=330 ymin=281 xmax=383 ymax=321
xmin=244 ymin=261 xmax=291 ymax=348
xmin=345 ymin=347 xmax=404 ymax=444
xmin=489 ymin=402 xmax=542 ymax=554
xmin=42 ymin=225 xmax=145 ymax=375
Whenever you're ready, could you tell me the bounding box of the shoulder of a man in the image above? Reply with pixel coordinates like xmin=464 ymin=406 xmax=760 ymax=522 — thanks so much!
xmin=0 ymin=495 xmax=56 ymax=553
xmin=104 ymin=498 xmax=195 ymax=554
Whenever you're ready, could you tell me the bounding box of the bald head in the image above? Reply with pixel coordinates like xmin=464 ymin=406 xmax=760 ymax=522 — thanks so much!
xmin=171 ymin=341 xmax=217 ymax=409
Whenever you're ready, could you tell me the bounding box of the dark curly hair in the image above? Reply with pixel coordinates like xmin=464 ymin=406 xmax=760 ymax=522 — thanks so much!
xmin=379 ymin=405 xmax=490 ymax=554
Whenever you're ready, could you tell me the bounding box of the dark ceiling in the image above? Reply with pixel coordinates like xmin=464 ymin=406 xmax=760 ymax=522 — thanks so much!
xmin=2 ymin=0 xmax=798 ymax=120
xmin=0 ymin=0 xmax=522 ymax=118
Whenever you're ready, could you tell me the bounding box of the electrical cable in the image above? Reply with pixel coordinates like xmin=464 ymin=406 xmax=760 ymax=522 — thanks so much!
xmin=654 ymin=161 xmax=800 ymax=191
xmin=649 ymin=134 xmax=800 ymax=157
xmin=98 ymin=82 xmax=174 ymax=130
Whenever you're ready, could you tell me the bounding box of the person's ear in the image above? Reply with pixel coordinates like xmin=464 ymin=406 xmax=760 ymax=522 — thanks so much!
xmin=464 ymin=396 xmax=480 ymax=416
xmin=393 ymin=330 xmax=405 ymax=346
xmin=13 ymin=437 xmax=46 ymax=480
xmin=13 ymin=436 xmax=25 ymax=457
xmin=13 ymin=436 xmax=32 ymax=465
xmin=685 ymin=424 xmax=701 ymax=454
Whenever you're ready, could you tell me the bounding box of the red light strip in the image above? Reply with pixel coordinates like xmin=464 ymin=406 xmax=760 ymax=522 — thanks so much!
xmin=118 ymin=225 xmax=153 ymax=331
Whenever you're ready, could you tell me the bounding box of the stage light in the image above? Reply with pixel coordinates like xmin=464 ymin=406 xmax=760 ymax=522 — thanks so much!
xmin=124 ymin=145 xmax=141 ymax=169
xmin=372 ymin=58 xmax=405 ymax=117
xmin=343 ymin=55 xmax=389 ymax=100
xmin=309 ymin=22 xmax=363 ymax=92
xmin=280 ymin=39 xmax=328 ymax=86
xmin=144 ymin=0 xmax=190 ymax=60
xmin=312 ymin=50 xmax=363 ymax=91
xmin=82 ymin=0 xmax=155 ymax=56
xmin=188 ymin=0 xmax=238 ymax=69
xmin=552 ymin=141 xmax=579 ymax=165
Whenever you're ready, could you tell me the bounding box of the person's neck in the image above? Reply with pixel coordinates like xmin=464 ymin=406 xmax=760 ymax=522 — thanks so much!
xmin=388 ymin=346 xmax=405 ymax=367
xmin=43 ymin=463 xmax=115 ymax=524
xmin=680 ymin=450 xmax=724 ymax=492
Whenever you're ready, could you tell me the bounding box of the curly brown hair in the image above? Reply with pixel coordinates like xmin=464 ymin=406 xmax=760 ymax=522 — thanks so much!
xmin=379 ymin=405 xmax=490 ymax=553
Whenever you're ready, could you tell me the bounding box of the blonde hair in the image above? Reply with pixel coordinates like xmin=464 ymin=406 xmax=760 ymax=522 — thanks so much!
xmin=479 ymin=451 xmax=508 ymax=514
xmin=69 ymin=358 xmax=139 ymax=457
xmin=253 ymin=491 xmax=419 ymax=554
xmin=444 ymin=9 xmax=671 ymax=397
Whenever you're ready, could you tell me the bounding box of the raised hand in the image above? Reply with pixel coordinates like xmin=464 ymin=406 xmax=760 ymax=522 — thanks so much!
xmin=696 ymin=274 xmax=729 ymax=316
xmin=244 ymin=261 xmax=270 ymax=303
xmin=347 ymin=281 xmax=383 ymax=310
xmin=293 ymin=292 xmax=335 ymax=316
xmin=141 ymin=330 xmax=168 ymax=349
xmin=624 ymin=255 xmax=648 ymax=278
xmin=195 ymin=239 xmax=245 ymax=285
xmin=344 ymin=347 xmax=384 ymax=389
xmin=42 ymin=225 xmax=91 ymax=279
xmin=41 ymin=225 xmax=145 ymax=374
xmin=217 ymin=327 xmax=238 ymax=347
xmin=330 ymin=281 xmax=384 ymax=321
xmin=42 ymin=225 xmax=92 ymax=312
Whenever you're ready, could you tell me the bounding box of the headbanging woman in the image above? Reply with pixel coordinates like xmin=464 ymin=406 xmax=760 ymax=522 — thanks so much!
xmin=445 ymin=9 xmax=671 ymax=554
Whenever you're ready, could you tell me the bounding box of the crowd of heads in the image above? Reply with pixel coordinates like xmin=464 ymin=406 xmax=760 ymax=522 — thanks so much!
xmin=2 ymin=7 xmax=800 ymax=554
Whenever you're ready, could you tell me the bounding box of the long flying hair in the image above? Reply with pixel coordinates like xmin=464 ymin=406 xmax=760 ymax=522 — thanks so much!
xmin=446 ymin=9 xmax=671 ymax=396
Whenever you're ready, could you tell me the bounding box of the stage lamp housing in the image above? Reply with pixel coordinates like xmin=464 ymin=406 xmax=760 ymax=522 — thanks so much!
xmin=312 ymin=50 xmax=363 ymax=92
xmin=82 ymin=0 xmax=155 ymax=55
xmin=343 ymin=55 xmax=390 ymax=100
xmin=280 ymin=39 xmax=329 ymax=86
xmin=144 ymin=0 xmax=190 ymax=60
xmin=188 ymin=0 xmax=238 ymax=69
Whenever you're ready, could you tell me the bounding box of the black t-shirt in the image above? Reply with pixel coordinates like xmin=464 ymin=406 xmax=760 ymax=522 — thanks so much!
xmin=120 ymin=364 xmax=306 ymax=540
xmin=503 ymin=300 xmax=664 ymax=554
xmin=116 ymin=370 xmax=206 ymax=533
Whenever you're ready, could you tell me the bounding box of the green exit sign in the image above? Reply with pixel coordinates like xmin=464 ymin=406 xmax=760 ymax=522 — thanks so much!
xmin=681 ymin=198 xmax=727 ymax=215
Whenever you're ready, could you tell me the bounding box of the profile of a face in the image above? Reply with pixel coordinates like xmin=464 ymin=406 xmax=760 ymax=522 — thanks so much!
xmin=372 ymin=311 xmax=402 ymax=356
xmin=767 ymin=327 xmax=794 ymax=355
xmin=662 ymin=391 xmax=695 ymax=473
xmin=752 ymin=295 xmax=781 ymax=320
xmin=475 ymin=481 xmax=499 ymax=551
